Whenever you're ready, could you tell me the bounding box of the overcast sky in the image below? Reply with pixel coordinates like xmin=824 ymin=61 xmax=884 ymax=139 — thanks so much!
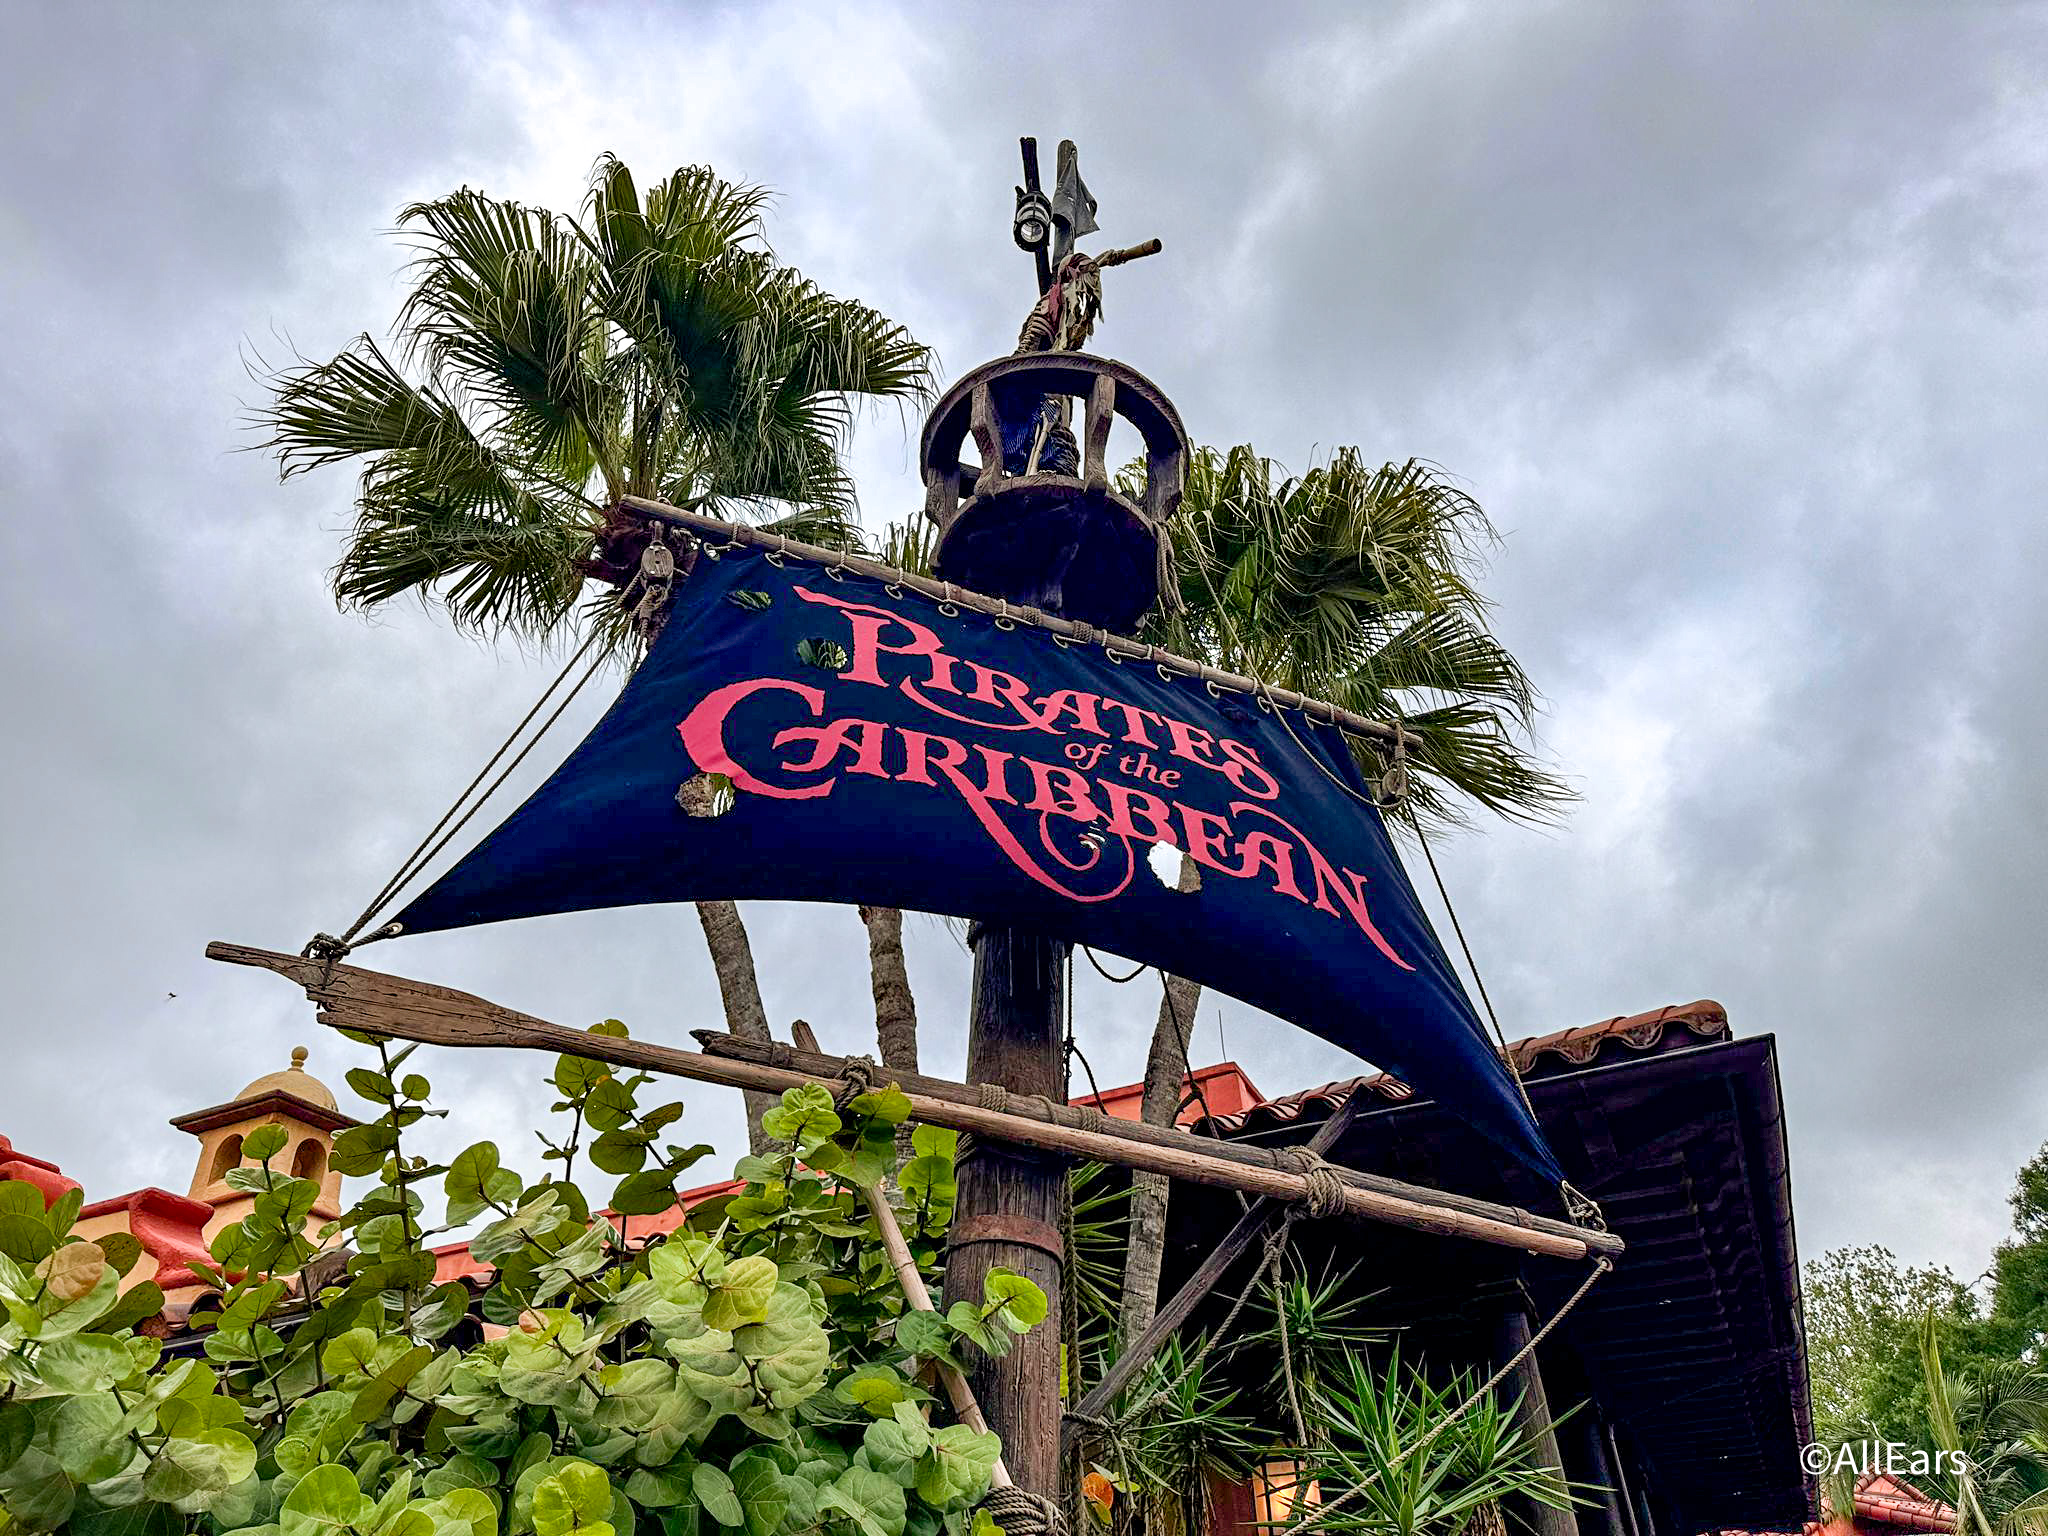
xmin=3 ymin=1 xmax=2044 ymax=1288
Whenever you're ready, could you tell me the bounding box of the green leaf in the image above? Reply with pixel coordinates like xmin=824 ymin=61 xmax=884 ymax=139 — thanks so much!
xmin=727 ymin=589 xmax=775 ymax=611
xmin=589 ymin=1129 xmax=651 ymax=1176
xmin=760 ymin=1084 xmax=840 ymax=1152
xmin=893 ymin=1310 xmax=951 ymax=1363
xmin=731 ymin=1453 xmax=790 ymax=1536
xmin=819 ymin=1465 xmax=906 ymax=1536
xmin=38 ymin=1333 xmax=136 ymax=1392
xmin=535 ymin=1460 xmax=615 ymax=1536
xmin=0 ymin=1398 xmax=33 ymax=1469
xmin=701 ymin=1255 xmax=778 ymax=1332
xmin=0 ymin=1211 xmax=54 ymax=1263
xmin=0 ymin=1446 xmax=75 ymax=1530
xmin=96 ymin=1231 xmax=144 ymax=1278
xmin=862 ymin=1401 xmax=928 ymax=1477
xmin=610 ymin=1170 xmax=681 ymax=1216
xmin=345 ymin=1068 xmax=395 ymax=1104
xmin=282 ymin=1464 xmax=368 ymax=1536
xmin=140 ymin=1429 xmax=257 ymax=1511
xmin=0 ymin=1181 xmax=44 ymax=1217
xmin=90 ymin=1279 xmax=166 ymax=1336
xmin=331 ymin=1123 xmax=398 ymax=1177
xmin=244 ymin=1124 xmax=291 ymax=1162
xmin=50 ymin=1392 xmax=132 ymax=1484
xmin=445 ymin=1143 xmax=520 ymax=1225
xmin=983 ymin=1269 xmax=1047 ymax=1329
xmin=913 ymin=1425 xmax=1000 ymax=1508
xmin=846 ymin=1087 xmax=912 ymax=1125
xmin=835 ymin=1363 xmax=917 ymax=1417
xmin=691 ymin=1464 xmax=742 ymax=1528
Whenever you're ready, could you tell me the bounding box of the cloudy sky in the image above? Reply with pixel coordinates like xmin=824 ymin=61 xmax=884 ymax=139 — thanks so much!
xmin=4 ymin=1 xmax=2044 ymax=1287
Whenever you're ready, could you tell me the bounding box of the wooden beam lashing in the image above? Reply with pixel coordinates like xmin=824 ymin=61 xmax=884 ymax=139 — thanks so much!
xmin=968 ymin=383 xmax=1003 ymax=500
xmin=204 ymin=941 xmax=1622 ymax=1264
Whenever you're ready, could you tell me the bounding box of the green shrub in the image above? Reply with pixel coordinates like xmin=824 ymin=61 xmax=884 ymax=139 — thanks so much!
xmin=0 ymin=1025 xmax=1037 ymax=1536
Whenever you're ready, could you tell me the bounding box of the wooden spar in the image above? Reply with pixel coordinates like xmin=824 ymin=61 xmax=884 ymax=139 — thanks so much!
xmin=1063 ymin=1086 xmax=1368 ymax=1441
xmin=615 ymin=494 xmax=1415 ymax=753
xmin=857 ymin=1180 xmax=1011 ymax=1489
xmin=205 ymin=940 xmax=1622 ymax=1265
xmin=695 ymin=1031 xmax=1616 ymax=1259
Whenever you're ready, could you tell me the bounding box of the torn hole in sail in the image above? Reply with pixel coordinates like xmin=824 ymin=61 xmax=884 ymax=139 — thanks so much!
xmin=676 ymin=771 xmax=736 ymax=818
xmin=1146 ymin=841 xmax=1200 ymax=893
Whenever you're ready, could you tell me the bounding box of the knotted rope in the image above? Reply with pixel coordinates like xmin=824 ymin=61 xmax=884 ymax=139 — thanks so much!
xmin=1278 ymin=1147 xmax=1349 ymax=1221
xmin=831 ymin=1054 xmax=879 ymax=1109
xmin=978 ymin=1485 xmax=1068 ymax=1536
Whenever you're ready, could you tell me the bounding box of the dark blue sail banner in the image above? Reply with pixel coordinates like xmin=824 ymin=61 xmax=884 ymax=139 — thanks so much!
xmin=397 ymin=545 xmax=1564 ymax=1184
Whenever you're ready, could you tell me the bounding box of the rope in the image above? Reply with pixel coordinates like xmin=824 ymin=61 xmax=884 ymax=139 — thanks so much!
xmin=1080 ymin=946 xmax=1147 ymax=985
xmin=1272 ymin=1234 xmax=1309 ymax=1447
xmin=978 ymin=1485 xmax=1068 ymax=1536
xmin=1278 ymin=1148 xmax=1348 ymax=1220
xmin=1411 ymin=817 xmax=1539 ymax=1125
xmin=832 ymin=1054 xmax=878 ymax=1109
xmin=1274 ymin=1257 xmax=1614 ymax=1536
xmin=330 ymin=617 xmax=612 ymax=946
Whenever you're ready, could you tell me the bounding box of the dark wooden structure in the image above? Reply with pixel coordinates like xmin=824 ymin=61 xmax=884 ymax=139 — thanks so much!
xmin=921 ymin=351 xmax=1188 ymax=633
xmin=1181 ymin=1004 xmax=1812 ymax=1536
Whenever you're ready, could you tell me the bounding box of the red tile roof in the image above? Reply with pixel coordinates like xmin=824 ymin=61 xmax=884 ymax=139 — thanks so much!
xmin=1798 ymin=1473 xmax=1957 ymax=1536
xmin=1195 ymin=1000 xmax=1732 ymax=1135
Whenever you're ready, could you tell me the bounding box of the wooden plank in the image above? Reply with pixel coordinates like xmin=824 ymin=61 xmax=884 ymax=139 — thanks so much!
xmin=1082 ymin=372 xmax=1116 ymax=493
xmin=1065 ymin=1087 xmax=1367 ymax=1437
xmin=204 ymin=941 xmax=1620 ymax=1264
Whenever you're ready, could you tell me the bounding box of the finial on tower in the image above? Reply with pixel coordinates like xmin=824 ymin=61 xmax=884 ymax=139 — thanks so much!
xmin=290 ymin=1045 xmax=309 ymax=1070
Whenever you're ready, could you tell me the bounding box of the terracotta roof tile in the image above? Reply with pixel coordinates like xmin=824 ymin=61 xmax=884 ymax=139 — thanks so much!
xmin=1196 ymin=1000 xmax=1731 ymax=1135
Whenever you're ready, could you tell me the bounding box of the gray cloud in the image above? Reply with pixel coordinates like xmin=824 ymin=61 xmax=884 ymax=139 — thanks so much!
xmin=3 ymin=0 xmax=2043 ymax=1283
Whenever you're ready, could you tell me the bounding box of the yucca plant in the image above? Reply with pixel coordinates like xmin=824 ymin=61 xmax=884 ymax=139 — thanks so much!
xmin=1299 ymin=1345 xmax=1583 ymax=1536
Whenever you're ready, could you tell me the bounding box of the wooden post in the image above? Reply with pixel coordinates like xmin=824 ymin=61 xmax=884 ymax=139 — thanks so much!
xmin=1493 ymin=1306 xmax=1579 ymax=1536
xmin=943 ymin=927 xmax=1068 ymax=1497
xmin=1576 ymin=1415 xmax=1630 ymax=1536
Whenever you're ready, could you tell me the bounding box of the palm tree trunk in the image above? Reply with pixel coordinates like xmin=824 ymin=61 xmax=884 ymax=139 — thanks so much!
xmin=859 ymin=905 xmax=919 ymax=1164
xmin=1117 ymin=972 xmax=1204 ymax=1346
xmin=694 ymin=898 xmax=775 ymax=1155
xmin=858 ymin=906 xmax=919 ymax=1075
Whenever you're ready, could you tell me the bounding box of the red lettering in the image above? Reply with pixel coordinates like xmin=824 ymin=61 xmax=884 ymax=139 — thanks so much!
xmin=1023 ymin=760 xmax=1102 ymax=822
xmin=1230 ymin=829 xmax=1308 ymax=903
xmin=1098 ymin=697 xmax=1163 ymax=747
xmin=897 ymin=727 xmax=968 ymax=787
xmin=1162 ymin=717 xmax=1223 ymax=769
xmin=1102 ymin=782 xmax=1176 ymax=845
xmin=790 ymin=587 xmax=945 ymax=689
xmin=1176 ymin=804 xmax=1237 ymax=873
xmin=677 ymin=678 xmax=832 ymax=799
xmin=1219 ymin=737 xmax=1281 ymax=800
xmin=1029 ymin=689 xmax=1106 ymax=737
xmin=772 ymin=716 xmax=889 ymax=779
xmin=1232 ymin=804 xmax=1414 ymax=971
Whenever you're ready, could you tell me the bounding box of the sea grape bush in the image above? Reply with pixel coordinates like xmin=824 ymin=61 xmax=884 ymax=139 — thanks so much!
xmin=0 ymin=1023 xmax=1043 ymax=1536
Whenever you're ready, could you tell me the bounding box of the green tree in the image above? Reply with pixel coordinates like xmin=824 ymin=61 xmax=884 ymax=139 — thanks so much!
xmin=1804 ymin=1244 xmax=1982 ymax=1447
xmin=257 ymin=155 xmax=932 ymax=1150
xmin=1114 ymin=446 xmax=1571 ymax=1344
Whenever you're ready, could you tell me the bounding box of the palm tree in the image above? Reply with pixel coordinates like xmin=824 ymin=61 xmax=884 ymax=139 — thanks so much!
xmin=257 ymin=154 xmax=933 ymax=1151
xmin=1918 ymin=1313 xmax=2048 ymax=1536
xmin=1115 ymin=445 xmax=1571 ymax=1344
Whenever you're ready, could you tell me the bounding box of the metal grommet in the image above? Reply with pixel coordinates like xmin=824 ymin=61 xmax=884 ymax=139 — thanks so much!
xmin=825 ymin=563 xmax=848 ymax=581
xmin=1156 ymin=663 xmax=1175 ymax=684
xmin=1256 ymin=694 xmax=1275 ymax=712
xmin=938 ymin=601 xmax=960 ymax=617
xmin=1103 ymin=646 xmax=1125 ymax=665
xmin=1050 ymin=632 xmax=1072 ymax=648
xmin=1205 ymin=680 xmax=1224 ymax=698
xmin=885 ymin=582 xmax=904 ymax=598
